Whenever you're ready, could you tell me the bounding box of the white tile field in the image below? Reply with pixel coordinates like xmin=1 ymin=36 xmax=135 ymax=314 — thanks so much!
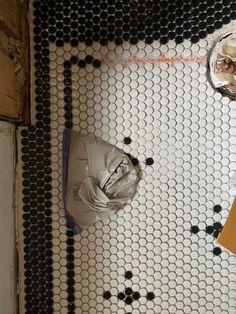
xmin=19 ymin=2 xmax=236 ymax=313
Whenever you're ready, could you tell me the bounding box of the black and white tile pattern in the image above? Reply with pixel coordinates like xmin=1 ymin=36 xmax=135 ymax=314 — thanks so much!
xmin=32 ymin=0 xmax=236 ymax=46
xmin=19 ymin=1 xmax=236 ymax=313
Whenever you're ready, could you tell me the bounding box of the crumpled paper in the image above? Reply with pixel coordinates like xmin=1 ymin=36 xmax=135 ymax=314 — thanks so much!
xmin=62 ymin=129 xmax=138 ymax=234
xmin=209 ymin=32 xmax=236 ymax=98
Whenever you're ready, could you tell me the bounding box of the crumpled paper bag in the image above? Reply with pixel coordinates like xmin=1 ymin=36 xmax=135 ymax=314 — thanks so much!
xmin=62 ymin=129 xmax=138 ymax=234
xmin=209 ymin=32 xmax=236 ymax=99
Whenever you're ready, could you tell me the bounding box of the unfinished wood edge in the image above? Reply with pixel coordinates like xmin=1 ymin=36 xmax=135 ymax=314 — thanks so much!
xmin=16 ymin=0 xmax=30 ymax=125
xmin=29 ymin=1 xmax=35 ymax=124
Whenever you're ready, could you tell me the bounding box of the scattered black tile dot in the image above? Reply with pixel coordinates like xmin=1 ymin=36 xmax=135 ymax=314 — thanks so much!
xmin=147 ymin=292 xmax=155 ymax=300
xmin=125 ymin=296 xmax=133 ymax=305
xmin=118 ymin=292 xmax=125 ymax=300
xmin=85 ymin=55 xmax=93 ymax=64
xmin=206 ymin=226 xmax=214 ymax=234
xmin=191 ymin=225 xmax=200 ymax=234
xmin=213 ymin=247 xmax=222 ymax=256
xmin=131 ymin=158 xmax=139 ymax=166
xmin=124 ymin=137 xmax=132 ymax=145
xmin=93 ymin=59 xmax=101 ymax=68
xmin=213 ymin=222 xmax=223 ymax=231
xmin=133 ymin=291 xmax=141 ymax=300
xmin=146 ymin=158 xmax=154 ymax=166
xmin=125 ymin=271 xmax=133 ymax=279
xmin=214 ymin=205 xmax=222 ymax=213
xmin=125 ymin=153 xmax=139 ymax=166
xmin=103 ymin=291 xmax=111 ymax=300
xmin=125 ymin=288 xmax=133 ymax=296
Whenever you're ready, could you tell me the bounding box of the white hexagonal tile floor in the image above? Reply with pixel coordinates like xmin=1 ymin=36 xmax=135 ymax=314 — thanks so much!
xmin=18 ymin=2 xmax=236 ymax=314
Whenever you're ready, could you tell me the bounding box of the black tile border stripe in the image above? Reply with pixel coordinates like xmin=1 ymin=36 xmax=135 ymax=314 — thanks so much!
xmin=63 ymin=58 xmax=75 ymax=313
xmin=62 ymin=55 xmax=102 ymax=312
xmin=32 ymin=0 xmax=236 ymax=47
xmin=21 ymin=47 xmax=54 ymax=313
